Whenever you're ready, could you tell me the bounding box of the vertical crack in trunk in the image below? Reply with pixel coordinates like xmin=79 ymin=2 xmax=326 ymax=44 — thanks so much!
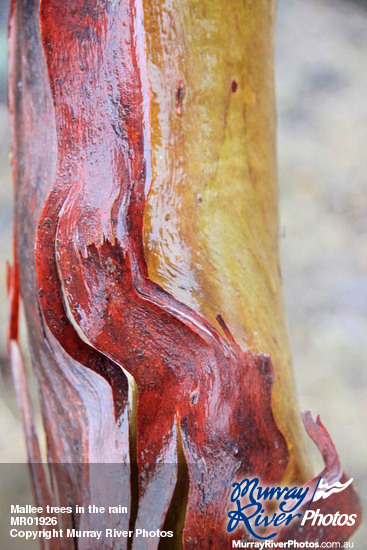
xmin=159 ymin=418 xmax=189 ymax=550
xmin=127 ymin=374 xmax=139 ymax=549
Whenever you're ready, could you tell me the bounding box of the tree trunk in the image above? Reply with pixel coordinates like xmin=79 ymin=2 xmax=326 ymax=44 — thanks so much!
xmin=7 ymin=0 xmax=360 ymax=548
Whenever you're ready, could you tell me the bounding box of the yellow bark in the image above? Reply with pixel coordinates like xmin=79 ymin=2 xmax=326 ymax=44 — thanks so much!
xmin=143 ymin=0 xmax=311 ymax=482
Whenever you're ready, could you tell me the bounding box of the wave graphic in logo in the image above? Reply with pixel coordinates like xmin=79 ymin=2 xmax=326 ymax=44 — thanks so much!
xmin=313 ymin=477 xmax=353 ymax=502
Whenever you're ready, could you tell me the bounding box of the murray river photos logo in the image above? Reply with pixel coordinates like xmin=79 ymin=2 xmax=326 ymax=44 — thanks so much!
xmin=227 ymin=476 xmax=357 ymax=540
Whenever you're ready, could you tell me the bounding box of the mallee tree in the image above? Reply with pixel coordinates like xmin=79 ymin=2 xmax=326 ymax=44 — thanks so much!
xmin=7 ymin=0 xmax=361 ymax=547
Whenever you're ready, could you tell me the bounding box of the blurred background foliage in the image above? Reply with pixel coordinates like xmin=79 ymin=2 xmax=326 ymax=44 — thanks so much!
xmin=277 ymin=2 xmax=367 ymax=541
xmin=0 ymin=0 xmax=365 ymax=545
